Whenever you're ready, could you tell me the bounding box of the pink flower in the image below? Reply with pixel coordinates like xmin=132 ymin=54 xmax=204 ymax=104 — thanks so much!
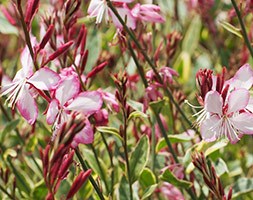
xmin=160 ymin=182 xmax=185 ymax=200
xmin=201 ymin=89 xmax=253 ymax=144
xmin=131 ymin=3 xmax=165 ymax=23
xmin=1 ymin=46 xmax=60 ymax=124
xmin=87 ymin=0 xmax=136 ymax=29
xmin=46 ymin=75 xmax=103 ymax=145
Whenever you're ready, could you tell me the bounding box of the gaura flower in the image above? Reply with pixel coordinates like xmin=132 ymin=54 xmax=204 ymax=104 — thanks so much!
xmin=193 ymin=64 xmax=253 ymax=143
xmin=201 ymin=89 xmax=253 ymax=143
xmin=88 ymin=0 xmax=136 ymax=29
xmin=46 ymin=75 xmax=103 ymax=145
xmin=1 ymin=46 xmax=60 ymax=124
xmin=131 ymin=3 xmax=165 ymax=23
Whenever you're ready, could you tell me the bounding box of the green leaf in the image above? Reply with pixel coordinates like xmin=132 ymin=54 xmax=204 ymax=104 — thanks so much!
xmin=174 ymin=51 xmax=191 ymax=83
xmin=214 ymin=158 xmax=229 ymax=177
xmin=32 ymin=180 xmax=48 ymax=200
xmin=127 ymin=99 xmax=144 ymax=112
xmin=161 ymin=169 xmax=192 ymax=189
xmin=204 ymin=139 xmax=228 ymax=156
xmin=128 ymin=110 xmax=148 ymax=121
xmin=139 ymin=168 xmax=156 ymax=188
xmin=0 ymin=119 xmax=20 ymax=143
xmin=141 ymin=184 xmax=157 ymax=200
xmin=96 ymin=126 xmax=123 ymax=141
xmin=3 ymin=149 xmax=17 ymax=160
xmin=219 ymin=21 xmax=242 ymax=38
xmin=129 ymin=135 xmax=150 ymax=183
xmin=85 ymin=28 xmax=101 ymax=73
xmin=118 ymin=175 xmax=131 ymax=200
xmin=0 ymin=12 xmax=18 ymax=35
xmin=182 ymin=15 xmax=201 ymax=54
xmin=26 ymin=135 xmax=38 ymax=152
xmin=149 ymin=99 xmax=165 ymax=113
xmin=231 ymin=178 xmax=253 ymax=198
xmin=156 ymin=133 xmax=193 ymax=152
xmin=81 ymin=148 xmax=110 ymax=192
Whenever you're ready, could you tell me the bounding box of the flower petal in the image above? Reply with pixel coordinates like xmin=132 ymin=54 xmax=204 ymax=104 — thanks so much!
xmin=66 ymin=91 xmax=102 ymax=115
xmin=204 ymin=91 xmax=223 ymax=115
xmin=28 ymin=67 xmax=60 ymax=90
xmin=200 ymin=115 xmax=220 ymax=142
xmin=110 ymin=5 xmax=136 ymax=29
xmin=227 ymin=63 xmax=253 ymax=90
xmin=71 ymin=121 xmax=94 ymax=148
xmin=227 ymin=88 xmax=249 ymax=114
xmin=16 ymin=86 xmax=38 ymax=124
xmin=230 ymin=112 xmax=253 ymax=135
xmin=55 ymin=76 xmax=80 ymax=106
xmin=46 ymin=99 xmax=59 ymax=125
xmin=20 ymin=46 xmax=33 ymax=78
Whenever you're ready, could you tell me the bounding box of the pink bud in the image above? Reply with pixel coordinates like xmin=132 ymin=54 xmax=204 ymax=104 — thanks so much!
xmin=37 ymin=24 xmax=54 ymax=52
xmin=43 ymin=41 xmax=74 ymax=66
xmin=25 ymin=0 xmax=40 ymax=27
xmin=66 ymin=169 xmax=92 ymax=199
xmin=1 ymin=7 xmax=16 ymax=26
xmin=86 ymin=62 xmax=107 ymax=79
xmin=58 ymin=150 xmax=74 ymax=179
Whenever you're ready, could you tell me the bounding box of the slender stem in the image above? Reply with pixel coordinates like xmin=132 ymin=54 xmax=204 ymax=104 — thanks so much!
xmin=150 ymin=118 xmax=156 ymax=172
xmin=67 ymin=54 xmax=86 ymax=91
xmin=75 ymin=148 xmax=105 ymax=200
xmin=16 ymin=1 xmax=39 ymax=71
xmin=100 ymin=132 xmax=114 ymax=195
xmin=128 ymin=41 xmax=148 ymax=87
xmin=0 ymin=184 xmax=17 ymax=200
xmin=107 ymin=0 xmax=194 ymax=129
xmin=122 ymin=109 xmax=133 ymax=200
xmin=89 ymin=144 xmax=109 ymax=194
xmin=153 ymin=111 xmax=179 ymax=163
xmin=231 ymin=0 xmax=253 ymax=58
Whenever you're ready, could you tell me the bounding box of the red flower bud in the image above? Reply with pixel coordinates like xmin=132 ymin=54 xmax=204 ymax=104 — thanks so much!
xmin=43 ymin=41 xmax=74 ymax=66
xmin=37 ymin=24 xmax=54 ymax=52
xmin=86 ymin=62 xmax=108 ymax=79
xmin=25 ymin=0 xmax=40 ymax=27
xmin=66 ymin=169 xmax=92 ymax=199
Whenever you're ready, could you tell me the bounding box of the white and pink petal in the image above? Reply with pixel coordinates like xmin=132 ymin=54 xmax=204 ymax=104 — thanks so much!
xmin=16 ymin=86 xmax=38 ymax=125
xmin=204 ymin=91 xmax=223 ymax=115
xmin=66 ymin=91 xmax=103 ymax=115
xmin=28 ymin=67 xmax=60 ymax=90
xmin=46 ymin=99 xmax=60 ymax=125
xmin=55 ymin=76 xmax=80 ymax=106
xmin=227 ymin=88 xmax=249 ymax=114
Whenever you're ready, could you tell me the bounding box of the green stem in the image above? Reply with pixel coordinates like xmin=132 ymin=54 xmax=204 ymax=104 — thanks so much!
xmin=75 ymin=148 xmax=105 ymax=200
xmin=0 ymin=184 xmax=16 ymax=200
xmin=100 ymin=132 xmax=114 ymax=195
xmin=122 ymin=110 xmax=133 ymax=200
xmin=89 ymin=144 xmax=109 ymax=194
xmin=107 ymin=0 xmax=194 ymax=129
xmin=231 ymin=0 xmax=253 ymax=58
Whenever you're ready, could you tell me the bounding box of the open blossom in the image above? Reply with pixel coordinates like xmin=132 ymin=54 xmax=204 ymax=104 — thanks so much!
xmin=194 ymin=64 xmax=253 ymax=143
xmin=46 ymin=75 xmax=103 ymax=145
xmin=1 ymin=46 xmax=60 ymax=124
xmin=87 ymin=0 xmax=164 ymax=29
xmin=88 ymin=0 xmax=136 ymax=29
